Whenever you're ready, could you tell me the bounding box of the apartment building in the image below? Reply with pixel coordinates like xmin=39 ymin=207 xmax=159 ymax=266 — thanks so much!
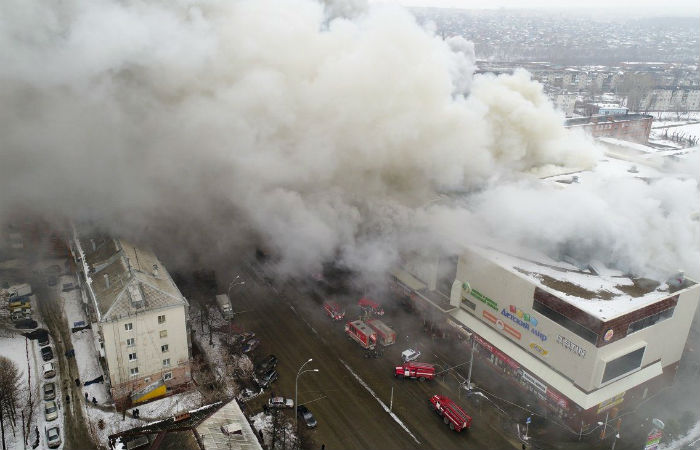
xmin=565 ymin=114 xmax=653 ymax=144
xmin=72 ymin=232 xmax=192 ymax=405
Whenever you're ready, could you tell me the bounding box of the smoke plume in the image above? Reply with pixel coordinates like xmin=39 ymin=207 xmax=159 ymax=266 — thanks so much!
xmin=0 ymin=0 xmax=697 ymax=281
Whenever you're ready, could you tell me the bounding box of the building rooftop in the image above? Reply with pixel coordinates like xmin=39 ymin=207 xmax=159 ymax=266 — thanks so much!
xmin=77 ymin=234 xmax=187 ymax=322
xmin=473 ymin=243 xmax=696 ymax=321
xmin=564 ymin=114 xmax=652 ymax=127
xmin=195 ymin=399 xmax=262 ymax=450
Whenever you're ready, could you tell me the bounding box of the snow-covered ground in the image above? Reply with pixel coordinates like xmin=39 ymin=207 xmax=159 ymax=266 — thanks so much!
xmin=191 ymin=305 xmax=254 ymax=398
xmin=0 ymin=286 xmax=59 ymax=450
xmin=60 ymin=281 xmax=110 ymax=405
xmin=650 ymin=112 xmax=700 ymax=126
xmin=659 ymin=421 xmax=700 ymax=450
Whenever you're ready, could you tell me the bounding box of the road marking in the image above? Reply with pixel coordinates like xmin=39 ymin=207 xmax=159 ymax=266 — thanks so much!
xmin=339 ymin=359 xmax=421 ymax=444
xmin=289 ymin=305 xmax=323 ymax=341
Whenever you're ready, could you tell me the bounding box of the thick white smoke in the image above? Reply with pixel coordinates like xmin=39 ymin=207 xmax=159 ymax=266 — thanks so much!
xmin=0 ymin=0 xmax=697 ymax=280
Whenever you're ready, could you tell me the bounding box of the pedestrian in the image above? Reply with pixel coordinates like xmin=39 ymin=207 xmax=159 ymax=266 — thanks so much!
xmin=92 ymin=396 xmax=97 ymax=405
xmin=75 ymin=378 xmax=80 ymax=387
xmin=66 ymin=394 xmax=70 ymax=404
xmin=85 ymin=392 xmax=89 ymax=401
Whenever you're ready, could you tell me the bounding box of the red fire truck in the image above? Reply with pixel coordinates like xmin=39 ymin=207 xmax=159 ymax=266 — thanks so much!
xmin=395 ymin=362 xmax=435 ymax=381
xmin=358 ymin=297 xmax=384 ymax=316
xmin=366 ymin=318 xmax=396 ymax=346
xmin=323 ymin=301 xmax=345 ymax=321
xmin=430 ymin=395 xmax=472 ymax=432
xmin=345 ymin=320 xmax=377 ymax=350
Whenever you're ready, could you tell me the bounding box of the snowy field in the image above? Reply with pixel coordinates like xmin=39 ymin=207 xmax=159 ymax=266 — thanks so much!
xmin=0 ymin=287 xmax=53 ymax=450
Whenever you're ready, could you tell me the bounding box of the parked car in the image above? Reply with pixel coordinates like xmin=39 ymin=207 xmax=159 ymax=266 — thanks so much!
xmin=256 ymin=354 xmax=278 ymax=374
xmin=242 ymin=338 xmax=260 ymax=353
xmin=11 ymin=310 xmax=29 ymax=322
xmin=237 ymin=387 xmax=263 ymax=401
xmin=46 ymin=426 xmax=61 ymax=449
xmin=296 ymin=405 xmax=317 ymax=428
xmin=44 ymin=400 xmax=58 ymax=421
xmin=43 ymin=382 xmax=56 ymax=400
xmin=14 ymin=318 xmax=37 ymax=329
xmin=255 ymin=368 xmax=278 ymax=388
xmin=41 ymin=346 xmax=54 ymax=361
xmin=267 ymin=397 xmax=294 ymax=409
xmin=233 ymin=331 xmax=256 ymax=345
xmin=38 ymin=333 xmax=50 ymax=347
xmin=401 ymin=348 xmax=421 ymax=363
xmin=42 ymin=362 xmax=56 ymax=379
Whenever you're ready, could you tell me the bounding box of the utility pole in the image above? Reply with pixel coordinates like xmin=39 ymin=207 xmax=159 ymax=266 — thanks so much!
xmin=466 ymin=340 xmax=475 ymax=391
xmin=524 ymin=416 xmax=532 ymax=441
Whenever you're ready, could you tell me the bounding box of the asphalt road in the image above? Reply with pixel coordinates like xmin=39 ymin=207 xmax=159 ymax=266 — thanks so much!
xmin=229 ymin=262 xmax=520 ymax=450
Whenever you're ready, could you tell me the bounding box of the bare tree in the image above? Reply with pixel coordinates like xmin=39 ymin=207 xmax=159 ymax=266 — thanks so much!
xmin=0 ymin=356 xmax=22 ymax=450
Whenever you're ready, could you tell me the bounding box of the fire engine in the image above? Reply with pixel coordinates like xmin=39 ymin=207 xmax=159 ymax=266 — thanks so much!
xmin=323 ymin=301 xmax=345 ymax=321
xmin=366 ymin=318 xmax=396 ymax=346
xmin=395 ymin=362 xmax=435 ymax=381
xmin=345 ymin=320 xmax=377 ymax=350
xmin=358 ymin=297 xmax=384 ymax=316
xmin=430 ymin=395 xmax=472 ymax=432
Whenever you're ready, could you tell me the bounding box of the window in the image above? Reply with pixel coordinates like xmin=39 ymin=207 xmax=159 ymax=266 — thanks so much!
xmin=627 ymin=307 xmax=674 ymax=334
xmin=128 ymin=352 xmax=137 ymax=361
xmin=161 ymin=344 xmax=169 ymax=353
xmin=158 ymin=315 xmax=166 ymax=324
xmin=130 ymin=367 xmax=139 ymax=376
xmin=159 ymin=330 xmax=168 ymax=338
xmin=162 ymin=358 xmax=170 ymax=367
xmin=602 ymin=347 xmax=645 ymax=384
xmin=533 ymin=299 xmax=599 ymax=344
xmin=461 ymin=297 xmax=476 ymax=311
xmin=163 ymin=372 xmax=173 ymax=381
xmin=124 ymin=323 xmax=133 ymax=331
xmin=126 ymin=338 xmax=135 ymax=347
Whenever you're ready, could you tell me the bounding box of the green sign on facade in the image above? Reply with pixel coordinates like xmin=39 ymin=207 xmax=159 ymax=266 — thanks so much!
xmin=462 ymin=282 xmax=498 ymax=310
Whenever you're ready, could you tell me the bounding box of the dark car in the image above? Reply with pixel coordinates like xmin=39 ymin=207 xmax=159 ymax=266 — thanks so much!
xmin=255 ymin=368 xmax=278 ymax=388
xmin=41 ymin=346 xmax=54 ymax=361
xmin=256 ymin=354 xmax=278 ymax=374
xmin=233 ymin=331 xmax=256 ymax=345
xmin=242 ymin=338 xmax=260 ymax=354
xmin=296 ymin=405 xmax=317 ymax=428
xmin=38 ymin=333 xmax=50 ymax=347
xmin=43 ymin=382 xmax=56 ymax=401
xmin=15 ymin=319 xmax=38 ymax=329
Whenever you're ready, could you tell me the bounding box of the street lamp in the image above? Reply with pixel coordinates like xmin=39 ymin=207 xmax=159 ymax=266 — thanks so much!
xmin=227 ymin=276 xmax=246 ymax=299
xmin=295 ymin=358 xmax=319 ymax=430
xmin=611 ymin=433 xmax=620 ymax=450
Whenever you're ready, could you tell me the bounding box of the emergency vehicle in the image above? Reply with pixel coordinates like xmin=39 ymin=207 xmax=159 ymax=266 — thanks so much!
xmin=430 ymin=395 xmax=472 ymax=432
xmin=366 ymin=318 xmax=396 ymax=346
xmin=358 ymin=297 xmax=384 ymax=316
xmin=323 ymin=301 xmax=345 ymax=321
xmin=395 ymin=362 xmax=435 ymax=381
xmin=345 ymin=320 xmax=377 ymax=350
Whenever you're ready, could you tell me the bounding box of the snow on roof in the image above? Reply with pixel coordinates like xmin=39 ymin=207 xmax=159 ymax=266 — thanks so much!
xmin=76 ymin=234 xmax=187 ymax=322
xmin=474 ymin=244 xmax=695 ymax=321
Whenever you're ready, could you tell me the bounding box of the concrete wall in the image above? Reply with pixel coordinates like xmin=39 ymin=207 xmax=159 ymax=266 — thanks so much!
xmin=102 ymin=305 xmax=191 ymax=391
xmin=451 ymin=248 xmax=699 ymax=392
